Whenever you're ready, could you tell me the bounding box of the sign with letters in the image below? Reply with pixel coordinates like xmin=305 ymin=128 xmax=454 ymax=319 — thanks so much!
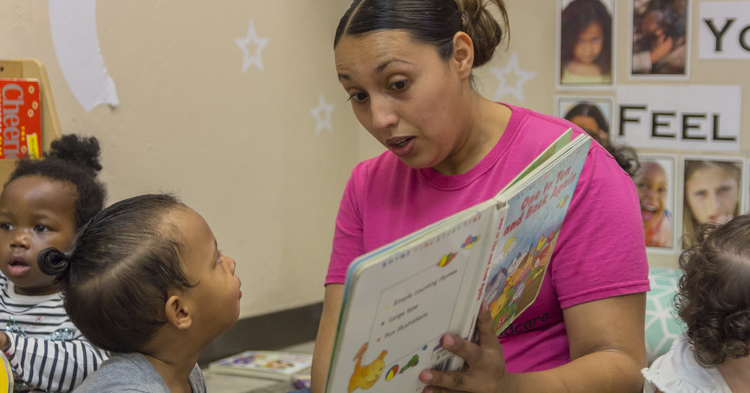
xmin=616 ymin=85 xmax=741 ymax=151
xmin=699 ymin=1 xmax=750 ymax=59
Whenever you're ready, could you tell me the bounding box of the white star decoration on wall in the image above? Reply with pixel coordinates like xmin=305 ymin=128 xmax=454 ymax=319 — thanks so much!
xmin=235 ymin=20 xmax=269 ymax=72
xmin=489 ymin=52 xmax=536 ymax=103
xmin=311 ymin=94 xmax=335 ymax=135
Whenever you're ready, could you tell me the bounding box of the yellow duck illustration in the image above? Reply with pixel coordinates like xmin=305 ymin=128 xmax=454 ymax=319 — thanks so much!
xmin=348 ymin=343 xmax=387 ymax=393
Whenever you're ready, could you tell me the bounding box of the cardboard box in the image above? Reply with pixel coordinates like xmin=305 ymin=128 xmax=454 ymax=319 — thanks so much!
xmin=0 ymin=79 xmax=42 ymax=159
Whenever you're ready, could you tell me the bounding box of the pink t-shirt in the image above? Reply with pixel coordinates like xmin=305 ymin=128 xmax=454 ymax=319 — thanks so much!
xmin=325 ymin=104 xmax=650 ymax=372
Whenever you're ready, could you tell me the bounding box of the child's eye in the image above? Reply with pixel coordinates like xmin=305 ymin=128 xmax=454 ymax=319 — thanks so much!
xmin=347 ymin=91 xmax=368 ymax=103
xmin=34 ymin=225 xmax=50 ymax=232
xmin=0 ymin=222 xmax=13 ymax=231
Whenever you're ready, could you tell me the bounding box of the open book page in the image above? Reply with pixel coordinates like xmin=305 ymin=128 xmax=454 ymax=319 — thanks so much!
xmin=325 ymin=132 xmax=591 ymax=393
xmin=326 ymin=200 xmax=505 ymax=393
xmin=481 ymin=133 xmax=591 ymax=335
xmin=500 ymin=128 xmax=573 ymax=193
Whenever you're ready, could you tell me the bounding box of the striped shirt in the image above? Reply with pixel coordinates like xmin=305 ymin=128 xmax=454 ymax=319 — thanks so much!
xmin=0 ymin=274 xmax=107 ymax=392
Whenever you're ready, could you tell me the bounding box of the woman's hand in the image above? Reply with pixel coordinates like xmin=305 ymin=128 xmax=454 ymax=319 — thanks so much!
xmin=419 ymin=302 xmax=515 ymax=393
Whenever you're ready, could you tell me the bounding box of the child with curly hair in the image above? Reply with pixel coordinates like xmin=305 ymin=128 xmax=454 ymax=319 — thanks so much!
xmin=642 ymin=214 xmax=750 ymax=392
xmin=0 ymin=135 xmax=108 ymax=391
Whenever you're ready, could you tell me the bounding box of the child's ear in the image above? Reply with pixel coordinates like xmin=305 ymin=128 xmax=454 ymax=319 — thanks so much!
xmin=452 ymin=31 xmax=474 ymax=81
xmin=165 ymin=295 xmax=192 ymax=330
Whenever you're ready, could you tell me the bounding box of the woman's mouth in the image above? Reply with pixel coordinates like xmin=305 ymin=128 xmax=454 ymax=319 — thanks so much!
xmin=386 ymin=137 xmax=415 ymax=157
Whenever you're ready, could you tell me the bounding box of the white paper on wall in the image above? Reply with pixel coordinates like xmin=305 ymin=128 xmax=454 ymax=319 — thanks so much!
xmin=49 ymin=0 xmax=119 ymax=112
xmin=699 ymin=1 xmax=750 ymax=59
xmin=615 ymin=85 xmax=741 ymax=151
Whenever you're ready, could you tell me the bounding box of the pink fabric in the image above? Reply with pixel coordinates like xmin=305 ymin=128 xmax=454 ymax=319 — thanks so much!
xmin=325 ymin=104 xmax=650 ymax=372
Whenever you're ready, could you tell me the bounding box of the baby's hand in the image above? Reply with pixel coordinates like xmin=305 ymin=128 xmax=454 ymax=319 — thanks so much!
xmin=0 ymin=332 xmax=8 ymax=352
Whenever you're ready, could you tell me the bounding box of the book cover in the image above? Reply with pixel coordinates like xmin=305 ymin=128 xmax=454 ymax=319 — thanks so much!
xmin=324 ymin=130 xmax=591 ymax=393
xmin=0 ymin=79 xmax=42 ymax=159
xmin=209 ymin=350 xmax=313 ymax=381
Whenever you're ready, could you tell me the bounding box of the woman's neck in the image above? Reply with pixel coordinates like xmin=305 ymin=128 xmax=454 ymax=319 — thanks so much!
xmin=717 ymin=355 xmax=750 ymax=392
xmin=432 ymin=95 xmax=511 ymax=176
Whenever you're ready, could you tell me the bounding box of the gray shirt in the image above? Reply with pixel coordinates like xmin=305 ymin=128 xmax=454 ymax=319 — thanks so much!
xmin=73 ymin=352 xmax=206 ymax=392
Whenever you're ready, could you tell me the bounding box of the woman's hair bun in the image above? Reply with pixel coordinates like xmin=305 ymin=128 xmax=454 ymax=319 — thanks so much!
xmin=48 ymin=134 xmax=103 ymax=174
xmin=37 ymin=247 xmax=72 ymax=281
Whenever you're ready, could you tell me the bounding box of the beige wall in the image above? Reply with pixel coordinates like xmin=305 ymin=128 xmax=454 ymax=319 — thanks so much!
xmin=1 ymin=0 xmax=747 ymax=318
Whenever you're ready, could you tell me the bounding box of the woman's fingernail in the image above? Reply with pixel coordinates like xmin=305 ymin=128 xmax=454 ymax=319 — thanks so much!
xmin=443 ymin=334 xmax=455 ymax=348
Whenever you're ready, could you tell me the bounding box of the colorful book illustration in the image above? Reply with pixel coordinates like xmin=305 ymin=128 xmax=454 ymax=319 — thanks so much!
xmin=209 ymin=350 xmax=313 ymax=381
xmin=324 ymin=129 xmax=591 ymax=393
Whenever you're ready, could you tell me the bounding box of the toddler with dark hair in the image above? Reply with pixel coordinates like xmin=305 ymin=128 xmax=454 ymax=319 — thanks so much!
xmin=38 ymin=194 xmax=242 ymax=392
xmin=642 ymin=214 xmax=750 ymax=392
xmin=0 ymin=134 xmax=108 ymax=391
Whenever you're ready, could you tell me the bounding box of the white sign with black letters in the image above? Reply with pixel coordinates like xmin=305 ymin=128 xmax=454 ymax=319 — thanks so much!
xmin=616 ymin=85 xmax=741 ymax=151
xmin=699 ymin=1 xmax=750 ymax=59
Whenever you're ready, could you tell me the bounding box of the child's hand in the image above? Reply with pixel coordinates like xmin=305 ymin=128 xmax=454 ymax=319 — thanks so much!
xmin=418 ymin=303 xmax=515 ymax=393
xmin=0 ymin=332 xmax=8 ymax=352
xmin=650 ymin=34 xmax=674 ymax=63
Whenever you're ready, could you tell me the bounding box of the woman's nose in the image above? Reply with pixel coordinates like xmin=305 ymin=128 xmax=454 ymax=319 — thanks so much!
xmin=370 ymin=96 xmax=398 ymax=131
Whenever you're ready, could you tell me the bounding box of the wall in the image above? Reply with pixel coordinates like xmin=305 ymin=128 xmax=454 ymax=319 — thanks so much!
xmin=1 ymin=0 xmax=361 ymax=318
xmin=1 ymin=0 xmax=747 ymax=319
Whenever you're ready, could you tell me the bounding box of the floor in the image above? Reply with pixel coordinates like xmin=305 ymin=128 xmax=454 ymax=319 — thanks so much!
xmin=204 ymin=341 xmax=315 ymax=393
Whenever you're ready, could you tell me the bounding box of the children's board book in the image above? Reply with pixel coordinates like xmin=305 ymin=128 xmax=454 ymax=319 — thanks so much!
xmin=324 ymin=129 xmax=591 ymax=393
xmin=0 ymin=79 xmax=42 ymax=159
xmin=208 ymin=350 xmax=313 ymax=381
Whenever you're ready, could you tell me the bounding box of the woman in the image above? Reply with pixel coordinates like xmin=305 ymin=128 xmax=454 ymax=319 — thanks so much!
xmin=312 ymin=1 xmax=649 ymax=392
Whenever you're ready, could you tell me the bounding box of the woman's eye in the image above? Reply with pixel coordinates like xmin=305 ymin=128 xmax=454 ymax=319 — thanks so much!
xmin=390 ymin=80 xmax=408 ymax=90
xmin=348 ymin=92 xmax=368 ymax=102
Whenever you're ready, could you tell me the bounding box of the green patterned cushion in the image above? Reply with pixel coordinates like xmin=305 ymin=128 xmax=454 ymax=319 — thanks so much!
xmin=645 ymin=267 xmax=687 ymax=364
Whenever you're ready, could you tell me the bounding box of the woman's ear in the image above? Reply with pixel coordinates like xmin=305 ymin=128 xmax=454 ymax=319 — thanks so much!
xmin=165 ymin=295 xmax=192 ymax=330
xmin=452 ymin=31 xmax=475 ymax=80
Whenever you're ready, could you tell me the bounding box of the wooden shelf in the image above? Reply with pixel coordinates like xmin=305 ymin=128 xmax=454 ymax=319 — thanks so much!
xmin=0 ymin=59 xmax=63 ymax=184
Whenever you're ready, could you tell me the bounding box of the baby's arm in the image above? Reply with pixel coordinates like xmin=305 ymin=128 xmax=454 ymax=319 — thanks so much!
xmin=2 ymin=331 xmax=107 ymax=392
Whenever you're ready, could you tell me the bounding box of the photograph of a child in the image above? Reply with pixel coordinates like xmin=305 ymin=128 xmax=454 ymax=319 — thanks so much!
xmin=559 ymin=0 xmax=614 ymax=86
xmin=558 ymin=98 xmax=612 ymax=143
xmin=631 ymin=0 xmax=688 ymax=76
xmin=682 ymin=158 xmax=743 ymax=249
xmin=634 ymin=156 xmax=675 ymax=249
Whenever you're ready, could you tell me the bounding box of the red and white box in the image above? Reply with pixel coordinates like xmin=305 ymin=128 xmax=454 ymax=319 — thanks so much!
xmin=0 ymin=78 xmax=42 ymax=159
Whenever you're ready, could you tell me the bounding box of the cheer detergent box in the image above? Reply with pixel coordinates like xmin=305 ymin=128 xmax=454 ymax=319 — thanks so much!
xmin=0 ymin=79 xmax=42 ymax=159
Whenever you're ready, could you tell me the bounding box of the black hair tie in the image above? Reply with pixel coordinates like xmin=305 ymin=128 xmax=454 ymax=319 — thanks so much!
xmin=37 ymin=247 xmax=72 ymax=281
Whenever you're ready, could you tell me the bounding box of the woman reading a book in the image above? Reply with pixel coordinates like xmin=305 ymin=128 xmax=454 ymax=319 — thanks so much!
xmin=311 ymin=1 xmax=650 ymax=392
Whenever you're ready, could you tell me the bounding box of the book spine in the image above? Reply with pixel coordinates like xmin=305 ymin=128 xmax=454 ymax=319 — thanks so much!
xmin=457 ymin=204 xmax=509 ymax=346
